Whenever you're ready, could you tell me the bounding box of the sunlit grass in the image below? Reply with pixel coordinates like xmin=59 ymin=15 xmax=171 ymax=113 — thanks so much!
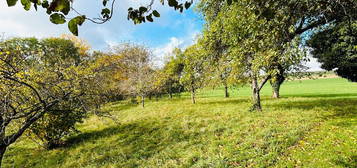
xmin=3 ymin=77 xmax=357 ymax=167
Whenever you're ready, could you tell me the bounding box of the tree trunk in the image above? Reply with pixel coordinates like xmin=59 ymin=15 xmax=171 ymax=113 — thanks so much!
xmin=191 ymin=88 xmax=196 ymax=104
xmin=141 ymin=95 xmax=145 ymax=108
xmin=270 ymin=73 xmax=285 ymax=99
xmin=271 ymin=82 xmax=281 ymax=99
xmin=168 ymin=84 xmax=173 ymax=99
xmin=0 ymin=145 xmax=7 ymax=168
xmin=224 ymin=85 xmax=229 ymax=98
xmin=270 ymin=66 xmax=285 ymax=99
xmin=0 ymin=121 xmax=5 ymax=168
xmin=155 ymin=94 xmax=159 ymax=101
xmin=251 ymin=77 xmax=262 ymax=111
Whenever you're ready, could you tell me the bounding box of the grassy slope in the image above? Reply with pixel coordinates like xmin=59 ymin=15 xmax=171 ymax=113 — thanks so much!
xmin=4 ymin=78 xmax=357 ymax=168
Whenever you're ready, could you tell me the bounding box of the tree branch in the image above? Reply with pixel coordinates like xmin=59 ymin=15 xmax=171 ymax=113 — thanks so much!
xmin=258 ymin=75 xmax=271 ymax=91
xmin=3 ymin=76 xmax=46 ymax=108
xmin=291 ymin=17 xmax=335 ymax=38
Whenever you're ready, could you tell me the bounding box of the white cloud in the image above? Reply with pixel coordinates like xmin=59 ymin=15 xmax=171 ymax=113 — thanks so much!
xmin=152 ymin=30 xmax=199 ymax=68
xmin=0 ymin=0 xmax=162 ymax=48
xmin=153 ymin=37 xmax=184 ymax=65
xmin=0 ymin=2 xmax=67 ymax=38
xmin=304 ymin=56 xmax=324 ymax=72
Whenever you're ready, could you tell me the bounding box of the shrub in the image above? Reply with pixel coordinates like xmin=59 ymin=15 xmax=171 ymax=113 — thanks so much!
xmin=29 ymin=99 xmax=86 ymax=149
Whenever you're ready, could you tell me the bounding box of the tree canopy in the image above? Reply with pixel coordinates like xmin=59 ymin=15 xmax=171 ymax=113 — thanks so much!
xmin=0 ymin=37 xmax=91 ymax=164
xmin=196 ymin=0 xmax=357 ymax=110
xmin=308 ymin=21 xmax=357 ymax=82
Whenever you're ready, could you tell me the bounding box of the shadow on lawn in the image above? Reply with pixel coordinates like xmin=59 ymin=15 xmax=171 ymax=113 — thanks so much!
xmin=63 ymin=120 xmax=194 ymax=164
xmin=268 ymin=98 xmax=357 ymax=127
xmin=268 ymin=97 xmax=357 ymax=112
xmin=288 ymin=93 xmax=357 ymax=98
xmin=7 ymin=119 xmax=195 ymax=167
xmin=334 ymin=155 xmax=357 ymax=168
xmin=197 ymin=98 xmax=250 ymax=106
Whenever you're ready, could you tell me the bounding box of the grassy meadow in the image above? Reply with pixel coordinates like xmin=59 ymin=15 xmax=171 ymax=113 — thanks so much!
xmin=4 ymin=77 xmax=357 ymax=168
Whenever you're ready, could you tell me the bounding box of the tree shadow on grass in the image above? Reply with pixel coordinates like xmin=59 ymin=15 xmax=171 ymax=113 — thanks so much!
xmin=102 ymin=101 xmax=137 ymax=112
xmin=267 ymin=98 xmax=356 ymax=113
xmin=5 ymin=118 xmax=199 ymax=167
xmin=334 ymin=155 xmax=357 ymax=168
xmin=267 ymin=98 xmax=357 ymax=127
xmin=287 ymin=93 xmax=357 ymax=98
xmin=35 ymin=119 xmax=194 ymax=167
xmin=197 ymin=98 xmax=250 ymax=106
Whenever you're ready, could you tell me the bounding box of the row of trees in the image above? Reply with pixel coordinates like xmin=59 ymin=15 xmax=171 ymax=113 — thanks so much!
xmin=0 ymin=34 xmax=219 ymax=165
xmin=0 ymin=36 xmax=162 ymax=166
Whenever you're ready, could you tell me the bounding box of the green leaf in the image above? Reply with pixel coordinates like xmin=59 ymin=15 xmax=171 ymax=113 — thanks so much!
xmin=102 ymin=0 xmax=108 ymax=6
xmin=21 ymin=0 xmax=31 ymax=10
xmin=184 ymin=2 xmax=191 ymax=9
xmin=42 ymin=0 xmax=49 ymax=8
xmin=139 ymin=7 xmax=147 ymax=13
xmin=168 ymin=0 xmax=178 ymax=7
xmin=152 ymin=10 xmax=160 ymax=17
xmin=101 ymin=8 xmax=111 ymax=19
xmin=146 ymin=15 xmax=153 ymax=22
xmin=49 ymin=0 xmax=70 ymax=15
xmin=101 ymin=8 xmax=110 ymax=14
xmin=50 ymin=13 xmax=66 ymax=24
xmin=68 ymin=15 xmax=86 ymax=36
xmin=29 ymin=0 xmax=40 ymax=4
xmin=6 ymin=0 xmax=18 ymax=6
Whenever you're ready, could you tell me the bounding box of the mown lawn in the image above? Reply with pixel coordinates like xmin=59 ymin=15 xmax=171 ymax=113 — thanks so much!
xmin=4 ymin=78 xmax=357 ymax=168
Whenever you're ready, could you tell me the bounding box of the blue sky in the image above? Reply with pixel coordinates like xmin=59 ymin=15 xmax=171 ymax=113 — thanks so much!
xmin=0 ymin=1 xmax=202 ymax=49
xmin=0 ymin=0 xmax=321 ymax=71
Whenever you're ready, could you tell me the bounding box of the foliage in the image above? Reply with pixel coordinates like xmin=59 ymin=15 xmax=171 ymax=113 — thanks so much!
xmin=60 ymin=34 xmax=91 ymax=58
xmin=180 ymin=44 xmax=207 ymax=104
xmin=268 ymin=37 xmax=309 ymax=98
xmin=111 ymin=43 xmax=157 ymax=107
xmin=157 ymin=48 xmax=185 ymax=98
xmin=0 ymin=36 xmax=91 ymax=166
xmin=197 ymin=11 xmax=240 ymax=96
xmin=307 ymin=21 xmax=357 ymax=82
xmin=87 ymin=51 xmax=126 ymax=103
xmin=29 ymin=99 xmax=86 ymax=149
xmin=209 ymin=0 xmax=283 ymax=110
xmin=196 ymin=0 xmax=357 ymax=108
xmin=25 ymin=37 xmax=89 ymax=149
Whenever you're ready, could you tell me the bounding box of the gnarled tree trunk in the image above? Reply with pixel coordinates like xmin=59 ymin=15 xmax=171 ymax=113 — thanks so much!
xmin=250 ymin=74 xmax=271 ymax=111
xmin=271 ymin=83 xmax=280 ymax=98
xmin=270 ymin=71 xmax=286 ymax=99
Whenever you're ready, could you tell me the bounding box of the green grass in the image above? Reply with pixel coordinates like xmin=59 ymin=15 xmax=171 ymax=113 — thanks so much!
xmin=4 ymin=78 xmax=357 ymax=168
